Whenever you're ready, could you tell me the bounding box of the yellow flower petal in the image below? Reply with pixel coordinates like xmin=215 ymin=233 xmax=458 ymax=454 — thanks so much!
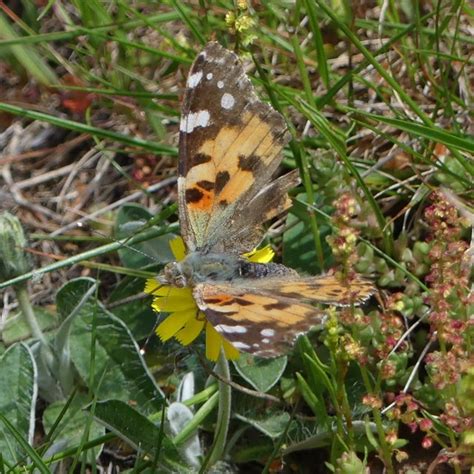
xmin=223 ymin=338 xmax=240 ymax=360
xmin=205 ymin=323 xmax=223 ymax=361
xmin=152 ymin=293 xmax=196 ymax=312
xmin=149 ymin=285 xmax=193 ymax=298
xmin=144 ymin=278 xmax=161 ymax=294
xmin=245 ymin=245 xmax=275 ymax=263
xmin=169 ymin=236 xmax=186 ymax=261
xmin=156 ymin=309 xmax=196 ymax=341
xmin=175 ymin=315 xmax=205 ymax=345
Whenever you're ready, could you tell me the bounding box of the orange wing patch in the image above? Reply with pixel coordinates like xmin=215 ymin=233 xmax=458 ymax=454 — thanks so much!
xmin=183 ymin=105 xmax=289 ymax=251
xmin=185 ymin=110 xmax=283 ymax=212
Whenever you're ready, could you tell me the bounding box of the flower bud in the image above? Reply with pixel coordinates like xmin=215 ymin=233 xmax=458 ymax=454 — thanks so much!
xmin=335 ymin=451 xmax=366 ymax=474
xmin=0 ymin=212 xmax=32 ymax=281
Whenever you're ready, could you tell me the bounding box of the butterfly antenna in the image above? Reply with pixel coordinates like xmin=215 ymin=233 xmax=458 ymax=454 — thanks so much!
xmin=76 ymin=221 xmax=162 ymax=266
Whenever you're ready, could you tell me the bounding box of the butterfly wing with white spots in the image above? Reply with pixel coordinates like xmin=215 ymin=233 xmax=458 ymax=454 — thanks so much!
xmin=192 ymin=273 xmax=373 ymax=357
xmin=192 ymin=281 xmax=327 ymax=357
xmin=178 ymin=42 xmax=298 ymax=254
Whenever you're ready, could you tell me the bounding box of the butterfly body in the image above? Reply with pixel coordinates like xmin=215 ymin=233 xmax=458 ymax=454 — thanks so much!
xmin=162 ymin=252 xmax=298 ymax=287
xmin=163 ymin=252 xmax=242 ymax=287
xmin=158 ymin=42 xmax=374 ymax=357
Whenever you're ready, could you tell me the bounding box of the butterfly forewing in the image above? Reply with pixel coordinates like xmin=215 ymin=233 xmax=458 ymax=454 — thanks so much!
xmin=250 ymin=274 xmax=375 ymax=305
xmin=178 ymin=42 xmax=294 ymax=254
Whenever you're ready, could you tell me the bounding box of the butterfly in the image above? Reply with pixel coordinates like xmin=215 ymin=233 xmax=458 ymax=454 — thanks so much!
xmin=159 ymin=42 xmax=374 ymax=358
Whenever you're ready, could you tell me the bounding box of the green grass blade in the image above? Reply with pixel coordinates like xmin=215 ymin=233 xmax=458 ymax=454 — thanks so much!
xmin=0 ymin=413 xmax=49 ymax=473
xmin=0 ymin=102 xmax=177 ymax=156
xmin=0 ymin=13 xmax=58 ymax=85
xmin=0 ymin=224 xmax=178 ymax=290
xmin=314 ymin=0 xmax=432 ymax=125
xmin=303 ymin=0 xmax=330 ymax=88
xmin=281 ymin=92 xmax=394 ymax=255
xmin=0 ymin=12 xmax=182 ymax=48
xmin=169 ymin=0 xmax=206 ymax=45
xmin=347 ymin=108 xmax=474 ymax=156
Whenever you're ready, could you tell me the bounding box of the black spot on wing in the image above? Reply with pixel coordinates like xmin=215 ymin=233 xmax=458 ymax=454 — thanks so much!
xmin=215 ymin=170 xmax=231 ymax=193
xmin=185 ymin=188 xmax=204 ymax=203
xmin=205 ymin=297 xmax=234 ymax=306
xmin=197 ymin=180 xmax=215 ymax=191
xmin=193 ymin=153 xmax=212 ymax=166
xmin=180 ymin=153 xmax=212 ymax=177
xmin=193 ymin=53 xmax=206 ymax=69
xmin=263 ymin=302 xmax=291 ymax=311
xmin=233 ymin=297 xmax=254 ymax=306
xmin=279 ymin=291 xmax=302 ymax=299
xmin=238 ymin=154 xmax=262 ymax=172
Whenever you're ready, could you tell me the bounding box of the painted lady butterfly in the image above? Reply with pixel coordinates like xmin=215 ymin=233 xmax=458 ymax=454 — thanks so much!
xmin=159 ymin=43 xmax=373 ymax=357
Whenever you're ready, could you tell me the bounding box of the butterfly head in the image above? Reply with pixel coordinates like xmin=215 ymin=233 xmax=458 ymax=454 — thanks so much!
xmin=160 ymin=261 xmax=189 ymax=288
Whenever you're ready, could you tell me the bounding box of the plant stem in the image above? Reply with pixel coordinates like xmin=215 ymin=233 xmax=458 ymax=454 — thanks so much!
xmin=15 ymin=283 xmax=47 ymax=345
xmin=359 ymin=365 xmax=395 ymax=473
xmin=207 ymin=350 xmax=231 ymax=467
xmin=15 ymin=282 xmax=56 ymax=373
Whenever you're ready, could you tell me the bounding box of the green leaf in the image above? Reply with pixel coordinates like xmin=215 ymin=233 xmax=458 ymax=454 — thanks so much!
xmin=167 ymin=402 xmax=202 ymax=467
xmin=107 ymin=277 xmax=156 ymax=340
xmin=42 ymin=395 xmax=105 ymax=463
xmin=114 ymin=204 xmax=175 ymax=269
xmin=295 ymin=373 xmax=329 ymax=425
xmin=56 ymin=277 xmax=98 ymax=322
xmin=0 ymin=343 xmax=36 ymax=465
xmin=56 ymin=278 xmax=164 ymax=414
xmin=231 ymin=440 xmax=273 ymax=463
xmin=94 ymin=400 xmax=188 ymax=471
xmin=284 ymin=199 xmax=333 ymax=274
xmin=1 ymin=307 xmax=57 ymax=345
xmin=235 ymin=411 xmax=291 ymax=439
xmin=234 ymin=353 xmax=287 ymax=393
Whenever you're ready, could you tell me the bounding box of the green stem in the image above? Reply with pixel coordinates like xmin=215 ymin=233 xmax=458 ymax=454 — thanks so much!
xmin=359 ymin=366 xmax=395 ymax=474
xmin=0 ymin=224 xmax=178 ymax=290
xmin=337 ymin=361 xmax=355 ymax=448
xmin=15 ymin=283 xmax=47 ymax=346
xmin=207 ymin=350 xmax=232 ymax=467
xmin=15 ymin=282 xmax=56 ymax=375
xmin=327 ymin=355 xmax=348 ymax=444
xmin=173 ymin=392 xmax=219 ymax=446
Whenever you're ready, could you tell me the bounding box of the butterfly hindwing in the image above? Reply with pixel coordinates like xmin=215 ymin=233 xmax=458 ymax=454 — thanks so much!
xmin=193 ymin=281 xmax=328 ymax=358
xmin=178 ymin=42 xmax=294 ymax=254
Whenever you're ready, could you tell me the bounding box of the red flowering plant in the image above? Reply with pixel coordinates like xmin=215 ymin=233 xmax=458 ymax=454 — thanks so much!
xmin=318 ymin=191 xmax=472 ymax=471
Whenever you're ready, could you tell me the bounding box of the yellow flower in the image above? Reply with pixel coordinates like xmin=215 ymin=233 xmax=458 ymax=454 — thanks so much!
xmin=145 ymin=237 xmax=274 ymax=361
